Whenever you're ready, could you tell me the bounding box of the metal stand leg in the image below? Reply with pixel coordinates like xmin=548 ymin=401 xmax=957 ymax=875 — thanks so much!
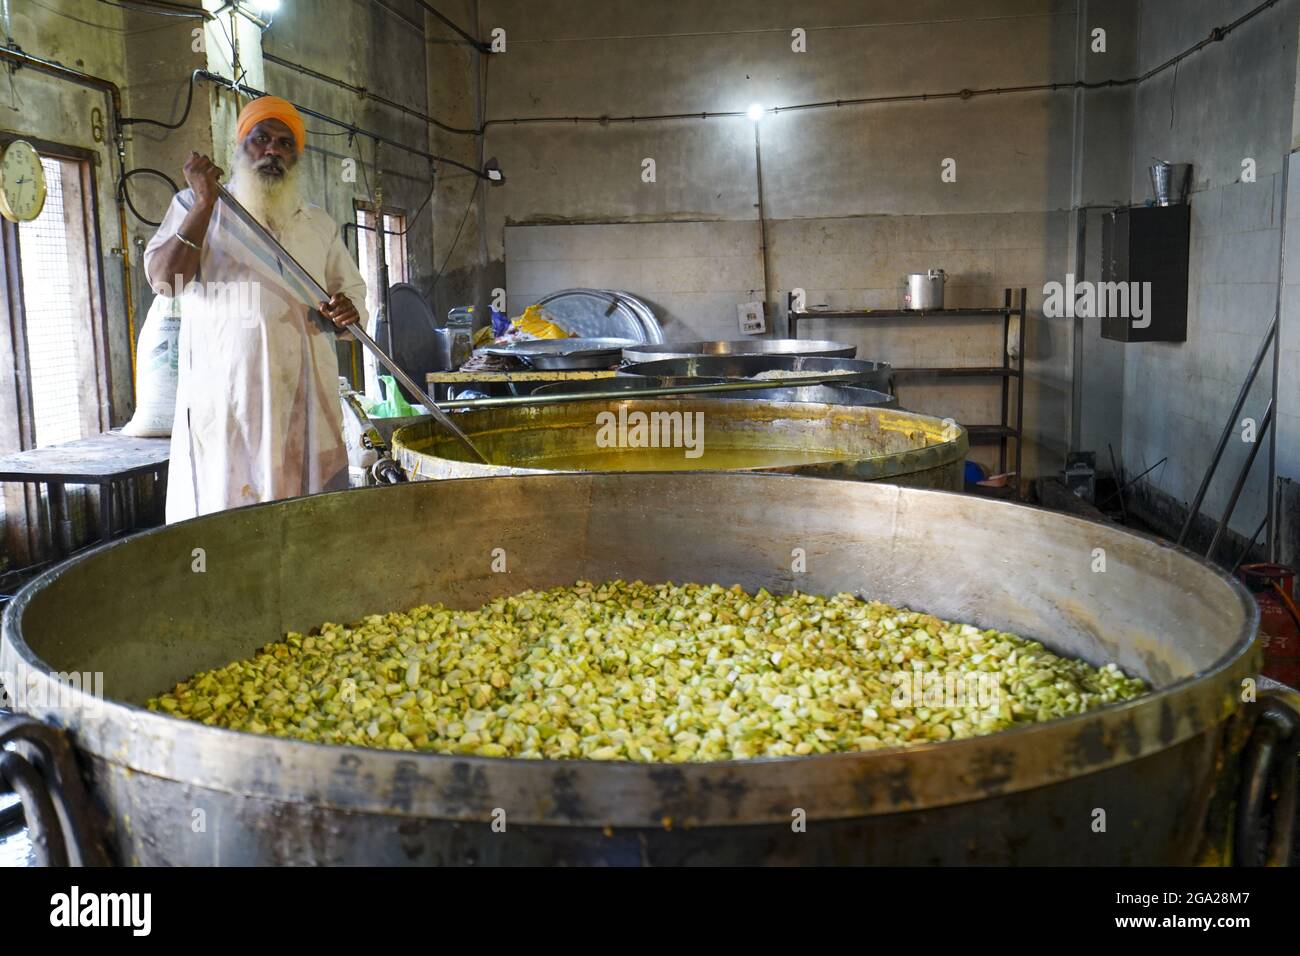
xmin=153 ymin=467 xmax=169 ymax=525
xmin=123 ymin=478 xmax=137 ymax=532
xmin=47 ymin=482 xmax=70 ymax=558
xmin=98 ymin=480 xmax=114 ymax=543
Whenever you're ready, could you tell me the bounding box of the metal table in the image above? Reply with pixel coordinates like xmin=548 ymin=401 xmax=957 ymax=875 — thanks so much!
xmin=0 ymin=431 xmax=170 ymax=556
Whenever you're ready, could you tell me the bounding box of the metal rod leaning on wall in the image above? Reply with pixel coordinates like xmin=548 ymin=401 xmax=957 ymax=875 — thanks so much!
xmin=1177 ymin=312 xmax=1277 ymax=547
xmin=1206 ymin=400 xmax=1274 ymax=563
xmin=1232 ymin=515 xmax=1269 ymax=574
xmin=1097 ymin=456 xmax=1168 ymax=510
xmin=0 ymin=47 xmax=137 ymax=401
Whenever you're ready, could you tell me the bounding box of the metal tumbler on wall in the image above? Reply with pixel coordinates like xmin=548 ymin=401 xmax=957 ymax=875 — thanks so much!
xmin=1150 ymin=161 xmax=1192 ymax=206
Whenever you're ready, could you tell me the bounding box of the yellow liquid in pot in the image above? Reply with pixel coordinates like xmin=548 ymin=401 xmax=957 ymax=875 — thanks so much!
xmin=513 ymin=447 xmax=857 ymax=472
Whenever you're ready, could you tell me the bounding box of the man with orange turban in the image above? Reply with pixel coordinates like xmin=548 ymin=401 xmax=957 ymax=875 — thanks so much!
xmin=144 ymin=95 xmax=369 ymax=522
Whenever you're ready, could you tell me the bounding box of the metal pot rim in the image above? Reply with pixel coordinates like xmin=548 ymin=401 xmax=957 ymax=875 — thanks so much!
xmin=391 ymin=399 xmax=966 ymax=482
xmin=0 ymin=474 xmax=1260 ymax=827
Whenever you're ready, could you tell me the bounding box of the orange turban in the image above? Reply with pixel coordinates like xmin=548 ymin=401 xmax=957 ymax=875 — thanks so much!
xmin=236 ymin=96 xmax=306 ymax=153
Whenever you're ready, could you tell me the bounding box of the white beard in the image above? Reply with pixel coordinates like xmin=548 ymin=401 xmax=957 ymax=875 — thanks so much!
xmin=228 ymin=149 xmax=303 ymax=237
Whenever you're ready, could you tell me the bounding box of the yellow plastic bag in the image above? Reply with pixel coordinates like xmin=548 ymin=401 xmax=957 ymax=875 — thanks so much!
xmin=513 ymin=304 xmax=570 ymax=339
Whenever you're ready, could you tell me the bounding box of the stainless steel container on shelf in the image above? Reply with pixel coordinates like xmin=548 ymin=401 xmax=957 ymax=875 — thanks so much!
xmin=905 ymin=269 xmax=946 ymax=310
xmin=433 ymin=325 xmax=472 ymax=372
xmin=3 ymin=473 xmax=1294 ymax=865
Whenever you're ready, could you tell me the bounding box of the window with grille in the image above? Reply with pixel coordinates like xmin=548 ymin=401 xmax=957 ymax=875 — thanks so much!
xmin=1 ymin=147 xmax=108 ymax=572
xmin=355 ymin=205 xmax=408 ymax=320
xmin=354 ymin=204 xmax=407 ymax=398
xmin=384 ymin=212 xmax=408 ymax=287
xmin=20 ymin=157 xmax=86 ymax=448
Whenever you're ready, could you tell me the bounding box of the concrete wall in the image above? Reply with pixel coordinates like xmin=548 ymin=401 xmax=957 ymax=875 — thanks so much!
xmin=504 ymin=220 xmax=765 ymax=338
xmin=479 ymin=0 xmax=1138 ymax=479
xmin=1070 ymin=1 xmax=1137 ymax=461
xmin=12 ymin=0 xmax=1300 ymax=510
xmin=1122 ymin=0 xmax=1299 ymax=542
xmin=426 ymin=0 xmax=487 ymax=324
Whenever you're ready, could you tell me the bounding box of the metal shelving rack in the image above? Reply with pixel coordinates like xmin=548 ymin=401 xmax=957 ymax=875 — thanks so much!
xmin=789 ymin=287 xmax=1027 ymax=494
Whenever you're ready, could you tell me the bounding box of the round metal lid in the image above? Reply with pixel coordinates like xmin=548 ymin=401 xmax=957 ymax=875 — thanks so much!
xmin=387 ymin=283 xmax=439 ymax=382
xmin=599 ymin=289 xmax=665 ymax=344
xmin=535 ymin=289 xmax=662 ymax=343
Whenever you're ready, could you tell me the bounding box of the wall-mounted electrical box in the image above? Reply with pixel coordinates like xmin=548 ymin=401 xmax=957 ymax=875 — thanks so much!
xmin=737 ymin=301 xmax=766 ymax=335
xmin=1100 ymin=204 xmax=1190 ymax=343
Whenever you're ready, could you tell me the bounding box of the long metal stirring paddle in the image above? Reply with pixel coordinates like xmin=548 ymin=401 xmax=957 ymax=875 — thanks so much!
xmin=214 ymin=184 xmax=488 ymax=463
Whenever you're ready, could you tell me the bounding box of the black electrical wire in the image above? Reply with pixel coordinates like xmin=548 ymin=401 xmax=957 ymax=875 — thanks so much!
xmin=213 ymin=15 xmax=251 ymax=92
xmin=351 ymin=134 xmax=373 ymax=196
xmin=118 ymin=167 xmax=180 ymax=227
xmin=401 ymin=176 xmax=437 ymax=235
xmin=431 ymin=177 xmax=479 ymax=291
xmin=121 ymin=69 xmax=200 ymax=131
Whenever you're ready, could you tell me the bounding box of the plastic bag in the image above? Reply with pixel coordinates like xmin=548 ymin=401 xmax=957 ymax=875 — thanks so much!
xmin=490 ymin=307 xmax=510 ymax=337
xmin=122 ymin=294 xmax=181 ymax=437
xmin=513 ymin=304 xmax=570 ymax=339
xmin=364 ymin=375 xmax=417 ymax=418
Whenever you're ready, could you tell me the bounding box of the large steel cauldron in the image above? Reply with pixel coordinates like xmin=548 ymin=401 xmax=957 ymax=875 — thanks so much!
xmin=1 ymin=473 xmax=1296 ymax=865
xmin=393 ymin=400 xmax=965 ymax=488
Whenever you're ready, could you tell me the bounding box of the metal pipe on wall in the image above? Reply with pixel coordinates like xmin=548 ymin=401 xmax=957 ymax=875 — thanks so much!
xmin=478 ymin=0 xmax=1284 ymax=130
xmin=194 ymin=70 xmax=493 ymax=181
xmin=262 ymin=52 xmax=480 ymax=137
xmin=1267 ymin=154 xmax=1291 ymax=561
xmin=752 ymin=121 xmax=772 ymax=332
xmin=407 ymin=0 xmax=489 ymax=51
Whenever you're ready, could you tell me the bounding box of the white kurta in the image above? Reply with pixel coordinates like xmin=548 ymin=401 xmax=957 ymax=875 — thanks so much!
xmin=144 ymin=189 xmax=369 ymax=523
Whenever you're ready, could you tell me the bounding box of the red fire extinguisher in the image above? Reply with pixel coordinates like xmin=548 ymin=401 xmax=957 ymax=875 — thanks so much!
xmin=1237 ymin=563 xmax=1300 ymax=686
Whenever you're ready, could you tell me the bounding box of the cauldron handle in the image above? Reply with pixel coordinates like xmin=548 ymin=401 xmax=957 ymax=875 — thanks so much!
xmin=0 ymin=714 xmax=111 ymax=866
xmin=1234 ymin=678 xmax=1299 ymax=866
